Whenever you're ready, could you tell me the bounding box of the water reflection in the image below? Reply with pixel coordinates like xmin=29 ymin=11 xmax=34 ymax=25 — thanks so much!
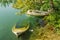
xmin=0 ymin=2 xmax=27 ymax=40
xmin=0 ymin=0 xmax=32 ymax=40
xmin=0 ymin=0 xmax=16 ymax=7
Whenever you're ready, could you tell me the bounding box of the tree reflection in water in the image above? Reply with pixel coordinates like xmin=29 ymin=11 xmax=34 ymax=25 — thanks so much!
xmin=0 ymin=0 xmax=16 ymax=7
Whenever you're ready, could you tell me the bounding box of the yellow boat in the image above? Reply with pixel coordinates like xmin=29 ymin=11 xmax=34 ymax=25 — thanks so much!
xmin=12 ymin=24 xmax=29 ymax=37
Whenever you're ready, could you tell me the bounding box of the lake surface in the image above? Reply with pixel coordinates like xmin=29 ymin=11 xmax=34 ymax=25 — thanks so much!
xmin=0 ymin=4 xmax=27 ymax=40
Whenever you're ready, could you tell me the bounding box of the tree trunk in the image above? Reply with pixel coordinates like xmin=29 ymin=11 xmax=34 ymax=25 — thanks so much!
xmin=50 ymin=0 xmax=55 ymax=10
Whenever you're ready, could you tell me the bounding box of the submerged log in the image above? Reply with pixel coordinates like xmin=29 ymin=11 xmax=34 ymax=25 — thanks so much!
xmin=27 ymin=9 xmax=53 ymax=16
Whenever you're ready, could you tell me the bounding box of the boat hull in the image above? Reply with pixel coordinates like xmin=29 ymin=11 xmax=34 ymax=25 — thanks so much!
xmin=12 ymin=25 xmax=29 ymax=37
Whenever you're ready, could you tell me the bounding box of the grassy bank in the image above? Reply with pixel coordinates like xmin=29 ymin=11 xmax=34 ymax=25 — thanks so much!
xmin=19 ymin=24 xmax=60 ymax=40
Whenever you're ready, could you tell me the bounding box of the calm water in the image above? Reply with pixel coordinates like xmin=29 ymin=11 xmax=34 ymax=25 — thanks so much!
xmin=0 ymin=4 xmax=27 ymax=40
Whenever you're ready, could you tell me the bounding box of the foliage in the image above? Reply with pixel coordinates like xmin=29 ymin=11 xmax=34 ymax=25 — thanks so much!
xmin=13 ymin=0 xmax=49 ymax=13
xmin=13 ymin=0 xmax=60 ymax=14
xmin=44 ymin=11 xmax=60 ymax=32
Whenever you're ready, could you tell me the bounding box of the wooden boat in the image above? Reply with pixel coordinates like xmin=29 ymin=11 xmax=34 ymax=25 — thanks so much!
xmin=12 ymin=24 xmax=29 ymax=37
xmin=27 ymin=9 xmax=53 ymax=16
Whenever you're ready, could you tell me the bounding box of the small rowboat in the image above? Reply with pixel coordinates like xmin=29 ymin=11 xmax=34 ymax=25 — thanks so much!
xmin=27 ymin=9 xmax=53 ymax=16
xmin=12 ymin=24 xmax=29 ymax=37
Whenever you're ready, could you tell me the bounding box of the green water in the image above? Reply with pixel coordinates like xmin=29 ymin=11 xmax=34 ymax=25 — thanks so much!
xmin=0 ymin=4 xmax=27 ymax=40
